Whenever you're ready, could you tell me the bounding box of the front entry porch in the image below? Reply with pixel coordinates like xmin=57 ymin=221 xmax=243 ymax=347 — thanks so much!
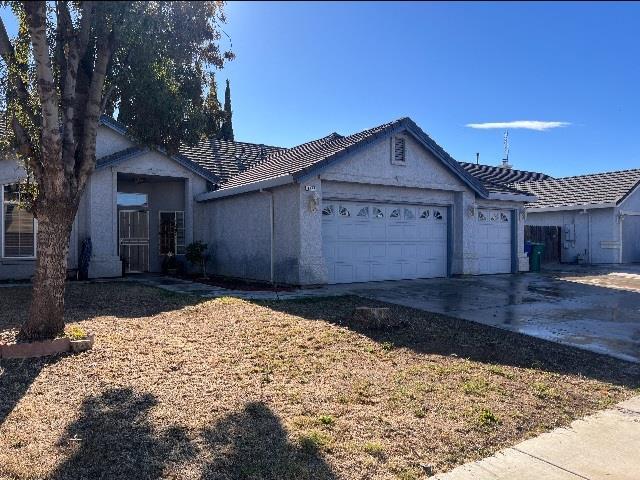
xmin=117 ymin=173 xmax=187 ymax=274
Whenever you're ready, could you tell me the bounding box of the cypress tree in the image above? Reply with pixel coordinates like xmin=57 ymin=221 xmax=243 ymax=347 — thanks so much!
xmin=204 ymin=74 xmax=222 ymax=137
xmin=219 ymin=79 xmax=234 ymax=141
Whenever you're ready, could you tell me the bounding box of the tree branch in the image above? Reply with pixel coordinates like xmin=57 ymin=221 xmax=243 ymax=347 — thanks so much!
xmin=75 ymin=27 xmax=115 ymax=197
xmin=0 ymin=16 xmax=37 ymax=126
xmin=23 ymin=1 xmax=63 ymax=191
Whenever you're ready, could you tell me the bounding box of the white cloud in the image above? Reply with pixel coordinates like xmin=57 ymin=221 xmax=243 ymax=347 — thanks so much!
xmin=465 ymin=120 xmax=571 ymax=131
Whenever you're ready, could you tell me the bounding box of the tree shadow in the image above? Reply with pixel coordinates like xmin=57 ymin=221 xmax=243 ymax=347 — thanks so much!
xmin=50 ymin=388 xmax=196 ymax=480
xmin=200 ymin=402 xmax=336 ymax=480
xmin=0 ymin=282 xmax=206 ymax=328
xmin=257 ymin=296 xmax=640 ymax=389
xmin=0 ymin=357 xmax=47 ymax=426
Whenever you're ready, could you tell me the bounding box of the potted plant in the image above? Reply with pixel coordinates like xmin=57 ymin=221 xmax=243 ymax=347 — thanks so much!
xmin=185 ymin=241 xmax=210 ymax=278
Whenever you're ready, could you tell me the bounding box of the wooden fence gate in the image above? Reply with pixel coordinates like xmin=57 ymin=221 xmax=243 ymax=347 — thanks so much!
xmin=524 ymin=225 xmax=562 ymax=263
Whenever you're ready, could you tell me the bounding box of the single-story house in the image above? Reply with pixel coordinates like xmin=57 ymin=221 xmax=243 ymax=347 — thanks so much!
xmin=516 ymin=170 xmax=640 ymax=264
xmin=0 ymin=116 xmax=538 ymax=284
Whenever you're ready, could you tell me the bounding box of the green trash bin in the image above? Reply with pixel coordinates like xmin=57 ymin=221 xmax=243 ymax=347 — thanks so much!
xmin=529 ymin=243 xmax=545 ymax=272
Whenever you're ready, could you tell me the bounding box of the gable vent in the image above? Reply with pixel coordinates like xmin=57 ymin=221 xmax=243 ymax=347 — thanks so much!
xmin=393 ymin=137 xmax=406 ymax=164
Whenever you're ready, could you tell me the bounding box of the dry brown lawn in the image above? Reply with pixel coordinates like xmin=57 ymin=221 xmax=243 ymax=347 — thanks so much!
xmin=0 ymin=283 xmax=638 ymax=480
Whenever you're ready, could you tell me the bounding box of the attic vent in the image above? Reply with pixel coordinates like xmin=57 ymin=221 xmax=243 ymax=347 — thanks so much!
xmin=392 ymin=137 xmax=406 ymax=165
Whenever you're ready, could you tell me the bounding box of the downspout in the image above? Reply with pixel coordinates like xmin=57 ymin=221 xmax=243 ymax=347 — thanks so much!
xmin=587 ymin=211 xmax=592 ymax=264
xmin=619 ymin=212 xmax=623 ymax=264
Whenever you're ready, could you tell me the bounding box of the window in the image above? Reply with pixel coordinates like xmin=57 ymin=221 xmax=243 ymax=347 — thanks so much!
xmin=357 ymin=207 xmax=369 ymax=218
xmin=478 ymin=210 xmax=487 ymax=221
xmin=117 ymin=192 xmax=148 ymax=208
xmin=159 ymin=211 xmax=185 ymax=255
xmin=322 ymin=205 xmax=335 ymax=216
xmin=3 ymin=184 xmax=36 ymax=258
xmin=433 ymin=210 xmax=443 ymax=220
xmin=339 ymin=206 xmax=351 ymax=217
xmin=419 ymin=209 xmax=430 ymax=219
xmin=392 ymin=136 xmax=406 ymax=164
xmin=500 ymin=212 xmax=509 ymax=222
xmin=373 ymin=207 xmax=384 ymax=218
xmin=390 ymin=208 xmax=400 ymax=218
xmin=404 ymin=208 xmax=415 ymax=220
xmin=490 ymin=212 xmax=498 ymax=222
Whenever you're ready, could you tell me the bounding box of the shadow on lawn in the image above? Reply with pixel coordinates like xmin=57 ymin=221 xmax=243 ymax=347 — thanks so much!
xmin=50 ymin=388 xmax=195 ymax=480
xmin=0 ymin=357 xmax=46 ymax=426
xmin=0 ymin=282 xmax=206 ymax=329
xmin=258 ymin=296 xmax=640 ymax=389
xmin=200 ymin=401 xmax=337 ymax=480
xmin=50 ymin=389 xmax=336 ymax=480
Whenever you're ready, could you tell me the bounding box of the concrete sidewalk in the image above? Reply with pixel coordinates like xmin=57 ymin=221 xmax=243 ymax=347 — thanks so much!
xmin=432 ymin=396 xmax=640 ymax=480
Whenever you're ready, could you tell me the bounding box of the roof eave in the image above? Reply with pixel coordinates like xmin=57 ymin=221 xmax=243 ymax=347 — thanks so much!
xmin=526 ymin=202 xmax=617 ymax=213
xmin=487 ymin=192 xmax=538 ymax=202
xmin=195 ymin=174 xmax=295 ymax=202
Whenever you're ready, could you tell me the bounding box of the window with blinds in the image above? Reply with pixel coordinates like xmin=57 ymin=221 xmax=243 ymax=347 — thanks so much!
xmin=159 ymin=211 xmax=185 ymax=255
xmin=3 ymin=184 xmax=36 ymax=257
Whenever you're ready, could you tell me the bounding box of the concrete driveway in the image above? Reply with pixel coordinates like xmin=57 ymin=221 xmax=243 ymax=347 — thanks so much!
xmin=327 ymin=266 xmax=640 ymax=363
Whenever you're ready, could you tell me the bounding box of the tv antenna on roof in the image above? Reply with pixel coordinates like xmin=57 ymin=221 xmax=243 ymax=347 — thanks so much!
xmin=502 ymin=130 xmax=512 ymax=169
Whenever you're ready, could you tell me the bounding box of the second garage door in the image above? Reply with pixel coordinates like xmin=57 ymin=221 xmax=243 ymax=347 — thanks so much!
xmin=322 ymin=201 xmax=448 ymax=284
xmin=476 ymin=208 xmax=513 ymax=274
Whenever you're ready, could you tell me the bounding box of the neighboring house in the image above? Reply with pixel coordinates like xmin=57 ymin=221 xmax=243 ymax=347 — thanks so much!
xmin=516 ymin=170 xmax=640 ymax=264
xmin=0 ymin=116 xmax=537 ymax=284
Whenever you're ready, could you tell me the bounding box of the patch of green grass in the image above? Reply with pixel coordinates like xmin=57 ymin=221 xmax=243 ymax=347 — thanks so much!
xmin=65 ymin=325 xmax=87 ymax=340
xmin=395 ymin=468 xmax=422 ymax=480
xmin=318 ymin=414 xmax=335 ymax=427
xmin=381 ymin=341 xmax=394 ymax=351
xmin=364 ymin=344 xmax=376 ymax=354
xmin=412 ymin=406 xmax=427 ymax=418
xmin=476 ymin=408 xmax=499 ymax=427
xmin=487 ymin=365 xmax=515 ymax=379
xmin=363 ymin=441 xmax=385 ymax=458
xmin=299 ymin=430 xmax=332 ymax=452
xmin=463 ymin=378 xmax=491 ymax=396
xmin=532 ymin=382 xmax=559 ymax=399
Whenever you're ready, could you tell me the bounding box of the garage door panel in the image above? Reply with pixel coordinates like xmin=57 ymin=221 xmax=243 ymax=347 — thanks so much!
xmin=476 ymin=208 xmax=513 ymax=274
xmin=323 ymin=201 xmax=448 ymax=284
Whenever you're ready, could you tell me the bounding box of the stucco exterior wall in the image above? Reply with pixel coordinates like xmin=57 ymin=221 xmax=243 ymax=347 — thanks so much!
xmin=618 ymin=185 xmax=640 ymax=263
xmin=96 ymin=125 xmax=133 ymax=158
xmin=199 ymin=191 xmax=272 ymax=281
xmin=525 ymin=208 xmax=619 ymax=264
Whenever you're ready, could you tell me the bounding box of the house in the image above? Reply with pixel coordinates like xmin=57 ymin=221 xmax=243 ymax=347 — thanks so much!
xmin=0 ymin=116 xmax=537 ymax=284
xmin=516 ymin=170 xmax=640 ymax=264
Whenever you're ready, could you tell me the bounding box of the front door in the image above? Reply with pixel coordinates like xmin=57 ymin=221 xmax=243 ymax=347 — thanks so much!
xmin=119 ymin=210 xmax=149 ymax=273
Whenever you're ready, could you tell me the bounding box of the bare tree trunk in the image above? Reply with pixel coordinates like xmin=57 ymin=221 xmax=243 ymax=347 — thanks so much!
xmin=21 ymin=203 xmax=75 ymax=341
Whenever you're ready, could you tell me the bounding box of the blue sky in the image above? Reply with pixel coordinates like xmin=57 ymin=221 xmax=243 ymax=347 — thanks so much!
xmin=2 ymin=2 xmax=639 ymax=177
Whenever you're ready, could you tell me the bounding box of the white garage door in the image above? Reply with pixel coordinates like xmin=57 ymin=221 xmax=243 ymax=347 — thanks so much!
xmin=322 ymin=201 xmax=448 ymax=284
xmin=476 ymin=208 xmax=513 ymax=274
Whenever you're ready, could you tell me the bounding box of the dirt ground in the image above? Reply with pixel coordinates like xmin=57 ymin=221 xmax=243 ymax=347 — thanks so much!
xmin=1 ymin=283 xmax=638 ymax=480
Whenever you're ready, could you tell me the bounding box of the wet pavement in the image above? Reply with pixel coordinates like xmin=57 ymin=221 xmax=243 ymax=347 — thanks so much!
xmin=326 ymin=268 xmax=640 ymax=363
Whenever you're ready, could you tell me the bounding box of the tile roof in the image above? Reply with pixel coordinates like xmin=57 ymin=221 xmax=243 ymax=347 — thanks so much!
xmin=515 ymin=169 xmax=640 ymax=208
xmin=212 ymin=117 xmax=495 ymax=197
xmin=459 ymin=162 xmax=552 ymax=184
xmin=96 ymin=146 xmax=147 ymax=168
xmin=179 ymin=138 xmax=284 ymax=185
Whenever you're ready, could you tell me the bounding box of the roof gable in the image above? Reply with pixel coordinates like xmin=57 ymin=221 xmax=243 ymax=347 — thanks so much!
xmin=96 ymin=116 xmax=218 ymax=183
xmin=214 ymin=117 xmax=493 ymax=197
